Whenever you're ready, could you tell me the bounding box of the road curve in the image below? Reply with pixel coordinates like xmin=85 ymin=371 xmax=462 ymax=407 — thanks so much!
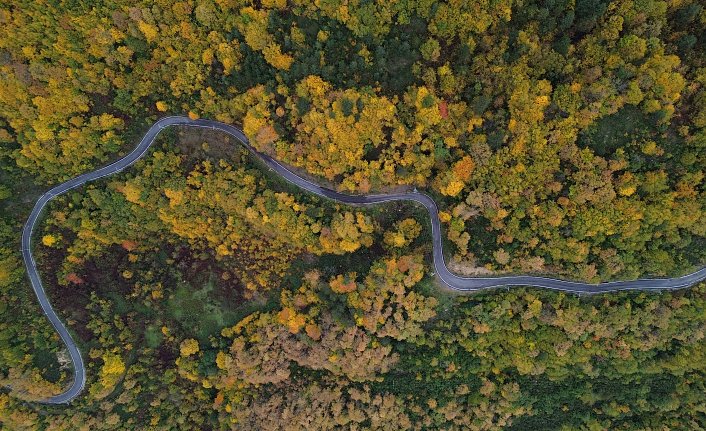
xmin=23 ymin=116 xmax=706 ymax=403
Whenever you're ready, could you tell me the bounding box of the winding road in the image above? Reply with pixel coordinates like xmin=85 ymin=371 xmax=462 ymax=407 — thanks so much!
xmin=23 ymin=116 xmax=706 ymax=404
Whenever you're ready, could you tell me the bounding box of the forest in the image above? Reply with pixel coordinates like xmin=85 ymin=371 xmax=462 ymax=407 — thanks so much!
xmin=1 ymin=0 xmax=705 ymax=429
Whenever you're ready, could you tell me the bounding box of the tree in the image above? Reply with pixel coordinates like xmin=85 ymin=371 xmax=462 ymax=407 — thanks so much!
xmin=179 ymin=339 xmax=199 ymax=357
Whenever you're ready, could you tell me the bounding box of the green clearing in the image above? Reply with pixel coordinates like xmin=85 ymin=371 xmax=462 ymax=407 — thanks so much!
xmin=166 ymin=274 xmax=278 ymax=343
xmin=167 ymin=278 xmax=238 ymax=342
xmin=143 ymin=325 xmax=163 ymax=349
xmin=576 ymin=105 xmax=660 ymax=156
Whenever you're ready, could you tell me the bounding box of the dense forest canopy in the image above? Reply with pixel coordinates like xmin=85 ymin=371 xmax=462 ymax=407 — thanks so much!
xmin=0 ymin=0 xmax=705 ymax=429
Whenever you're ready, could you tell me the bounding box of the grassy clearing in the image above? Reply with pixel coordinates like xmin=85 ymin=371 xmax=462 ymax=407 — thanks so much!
xmin=165 ymin=273 xmax=279 ymax=343
xmin=577 ymin=105 xmax=660 ymax=156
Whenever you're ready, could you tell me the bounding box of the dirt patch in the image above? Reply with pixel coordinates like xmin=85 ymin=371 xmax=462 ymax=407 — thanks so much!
xmin=447 ymin=257 xmax=497 ymax=277
xmin=174 ymin=127 xmax=245 ymax=166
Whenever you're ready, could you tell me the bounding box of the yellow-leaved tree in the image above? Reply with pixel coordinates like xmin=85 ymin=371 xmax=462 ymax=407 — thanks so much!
xmin=180 ymin=339 xmax=200 ymax=357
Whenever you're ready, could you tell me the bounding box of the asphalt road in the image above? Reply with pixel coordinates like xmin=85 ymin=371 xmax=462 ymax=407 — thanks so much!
xmin=23 ymin=116 xmax=706 ymax=403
